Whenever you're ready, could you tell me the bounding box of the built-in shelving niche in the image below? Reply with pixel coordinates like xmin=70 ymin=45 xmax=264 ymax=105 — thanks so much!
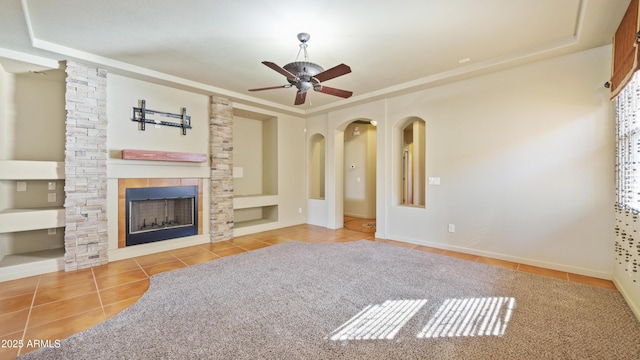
xmin=0 ymin=163 xmax=66 ymax=280
xmin=0 ymin=63 xmax=66 ymax=281
xmin=232 ymin=109 xmax=278 ymax=231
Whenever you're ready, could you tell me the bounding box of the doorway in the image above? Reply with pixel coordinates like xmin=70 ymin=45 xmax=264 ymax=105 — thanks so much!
xmin=343 ymin=120 xmax=377 ymax=233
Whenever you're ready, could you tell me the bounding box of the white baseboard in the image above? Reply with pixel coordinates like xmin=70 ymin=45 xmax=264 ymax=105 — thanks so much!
xmin=385 ymin=233 xmax=612 ymax=280
xmin=614 ymin=276 xmax=640 ymax=322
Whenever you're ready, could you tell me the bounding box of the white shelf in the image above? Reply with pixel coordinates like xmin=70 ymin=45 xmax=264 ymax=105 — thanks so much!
xmin=233 ymin=219 xmax=282 ymax=237
xmin=233 ymin=202 xmax=278 ymax=236
xmin=0 ymin=248 xmax=64 ymax=282
xmin=0 ymin=207 xmax=65 ymax=233
xmin=234 ymin=218 xmax=277 ymax=229
xmin=0 ymin=160 xmax=65 ymax=180
xmin=233 ymin=194 xmax=278 ymax=210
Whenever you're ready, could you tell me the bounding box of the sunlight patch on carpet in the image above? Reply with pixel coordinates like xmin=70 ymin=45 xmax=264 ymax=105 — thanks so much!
xmin=417 ymin=297 xmax=515 ymax=338
xmin=328 ymin=299 xmax=427 ymax=341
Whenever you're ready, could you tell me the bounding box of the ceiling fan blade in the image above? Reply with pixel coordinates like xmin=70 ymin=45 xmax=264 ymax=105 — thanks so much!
xmin=315 ymin=85 xmax=353 ymax=99
xmin=294 ymin=91 xmax=307 ymax=105
xmin=248 ymin=84 xmax=292 ymax=91
xmin=313 ymin=63 xmax=351 ymax=83
xmin=262 ymin=61 xmax=298 ymax=79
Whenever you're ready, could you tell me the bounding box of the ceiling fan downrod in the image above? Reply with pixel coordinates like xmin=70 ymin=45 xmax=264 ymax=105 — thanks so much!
xmin=296 ymin=32 xmax=311 ymax=61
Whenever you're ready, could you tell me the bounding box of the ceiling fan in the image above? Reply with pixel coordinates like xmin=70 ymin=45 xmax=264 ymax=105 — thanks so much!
xmin=249 ymin=33 xmax=353 ymax=105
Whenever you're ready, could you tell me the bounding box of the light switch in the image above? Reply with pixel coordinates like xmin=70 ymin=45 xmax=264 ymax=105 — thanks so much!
xmin=233 ymin=167 xmax=244 ymax=179
xmin=357 ymin=177 xmax=361 ymax=183
xmin=428 ymin=177 xmax=441 ymax=185
xmin=17 ymin=181 xmax=27 ymax=192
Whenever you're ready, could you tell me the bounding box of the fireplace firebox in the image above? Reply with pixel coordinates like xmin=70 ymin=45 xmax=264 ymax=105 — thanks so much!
xmin=125 ymin=186 xmax=198 ymax=246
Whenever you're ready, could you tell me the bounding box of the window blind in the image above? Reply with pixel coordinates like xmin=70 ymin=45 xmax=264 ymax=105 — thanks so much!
xmin=611 ymin=0 xmax=640 ymax=100
xmin=616 ymin=71 xmax=640 ymax=212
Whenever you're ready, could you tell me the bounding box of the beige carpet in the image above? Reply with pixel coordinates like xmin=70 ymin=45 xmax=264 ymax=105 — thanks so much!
xmin=20 ymin=240 xmax=640 ymax=359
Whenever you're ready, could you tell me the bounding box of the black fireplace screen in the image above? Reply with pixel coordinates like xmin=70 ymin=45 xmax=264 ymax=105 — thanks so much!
xmin=130 ymin=197 xmax=194 ymax=233
xmin=125 ymin=186 xmax=198 ymax=246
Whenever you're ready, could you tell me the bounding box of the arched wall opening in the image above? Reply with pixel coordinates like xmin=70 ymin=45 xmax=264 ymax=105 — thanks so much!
xmin=308 ymin=133 xmax=326 ymax=200
xmin=395 ymin=116 xmax=426 ymax=207
xmin=343 ymin=120 xmax=377 ymax=219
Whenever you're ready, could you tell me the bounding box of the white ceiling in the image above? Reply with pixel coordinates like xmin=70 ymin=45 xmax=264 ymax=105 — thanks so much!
xmin=0 ymin=0 xmax=631 ymax=115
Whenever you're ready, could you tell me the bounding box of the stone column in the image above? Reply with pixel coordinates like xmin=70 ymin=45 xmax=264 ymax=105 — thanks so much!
xmin=63 ymin=61 xmax=108 ymax=271
xmin=209 ymin=96 xmax=234 ymax=241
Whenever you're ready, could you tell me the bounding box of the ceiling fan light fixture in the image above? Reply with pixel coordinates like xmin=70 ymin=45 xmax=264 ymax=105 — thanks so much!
xmin=284 ymin=61 xmax=324 ymax=82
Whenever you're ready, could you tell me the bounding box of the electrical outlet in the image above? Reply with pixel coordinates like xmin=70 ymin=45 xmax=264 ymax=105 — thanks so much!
xmin=48 ymin=193 xmax=57 ymax=202
xmin=48 ymin=182 xmax=56 ymax=190
xmin=448 ymin=224 xmax=455 ymax=233
xmin=48 ymin=228 xmax=57 ymax=235
xmin=17 ymin=181 xmax=27 ymax=192
xmin=298 ymin=208 xmax=302 ymax=214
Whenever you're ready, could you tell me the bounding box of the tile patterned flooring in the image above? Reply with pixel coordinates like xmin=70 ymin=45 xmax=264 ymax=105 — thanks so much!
xmin=0 ymin=222 xmax=617 ymax=358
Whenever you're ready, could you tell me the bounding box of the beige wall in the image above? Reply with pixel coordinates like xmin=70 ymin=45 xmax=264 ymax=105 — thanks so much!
xmin=0 ymin=66 xmax=15 ymax=160
xmin=365 ymin=125 xmax=377 ymax=217
xmin=262 ymin=117 xmax=278 ymax=195
xmin=273 ymin=112 xmax=306 ymax=226
xmin=13 ymin=71 xmax=66 ymax=161
xmin=0 ymin=66 xmax=14 ymax=258
xmin=106 ymin=74 xmax=210 ymax=158
xmin=313 ymin=45 xmax=614 ymax=280
xmin=387 ymin=45 xmax=614 ymax=277
xmin=232 ymin=114 xmax=280 ymax=197
xmin=233 ymin=116 xmax=264 ymax=196
xmin=0 ymin=69 xmax=65 ymax=161
xmin=105 ymin=73 xmax=211 ymax=256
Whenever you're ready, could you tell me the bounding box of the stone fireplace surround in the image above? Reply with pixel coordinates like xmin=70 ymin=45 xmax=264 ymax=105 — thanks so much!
xmin=64 ymin=61 xmax=234 ymax=271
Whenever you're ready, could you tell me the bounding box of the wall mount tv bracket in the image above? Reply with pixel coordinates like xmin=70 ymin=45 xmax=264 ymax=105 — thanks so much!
xmin=132 ymin=99 xmax=191 ymax=135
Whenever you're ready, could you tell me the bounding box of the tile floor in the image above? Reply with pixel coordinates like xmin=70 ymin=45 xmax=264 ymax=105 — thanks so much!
xmin=0 ymin=222 xmax=617 ymax=358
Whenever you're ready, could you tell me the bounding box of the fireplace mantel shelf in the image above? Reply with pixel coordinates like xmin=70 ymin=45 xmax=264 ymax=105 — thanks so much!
xmin=121 ymin=149 xmax=207 ymax=163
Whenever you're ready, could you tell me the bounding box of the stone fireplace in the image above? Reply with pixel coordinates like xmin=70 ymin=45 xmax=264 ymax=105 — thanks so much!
xmin=63 ymin=61 xmax=233 ymax=272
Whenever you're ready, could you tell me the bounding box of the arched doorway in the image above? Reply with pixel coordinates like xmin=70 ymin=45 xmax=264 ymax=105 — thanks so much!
xmin=396 ymin=117 xmax=425 ymax=207
xmin=342 ymin=119 xmax=377 ymax=233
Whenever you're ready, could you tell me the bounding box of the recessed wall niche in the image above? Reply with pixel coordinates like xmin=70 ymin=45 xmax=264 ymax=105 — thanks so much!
xmin=0 ymin=67 xmax=66 ymax=274
xmin=399 ymin=117 xmax=425 ymax=207
xmin=232 ymin=109 xmax=278 ymax=228
xmin=308 ymin=133 xmax=326 ymax=199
